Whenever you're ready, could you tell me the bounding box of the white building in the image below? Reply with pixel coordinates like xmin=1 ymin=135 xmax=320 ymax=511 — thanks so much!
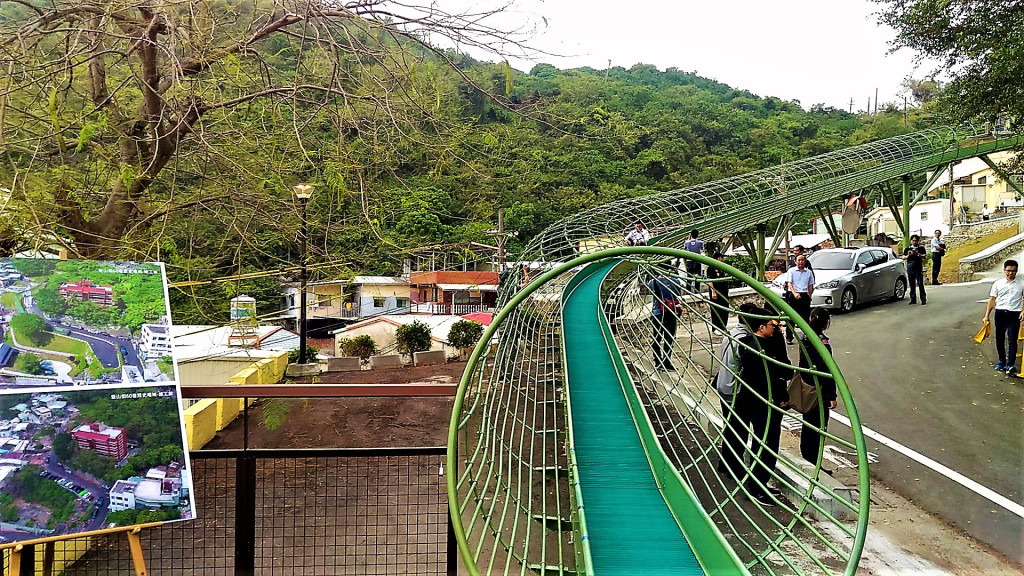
xmin=139 ymin=324 xmax=173 ymax=361
xmin=171 ymin=325 xmax=304 ymax=390
xmin=350 ymin=276 xmax=411 ymax=316
xmin=864 ymin=198 xmax=951 ymax=239
xmin=109 ymin=479 xmax=137 ymax=511
xmin=925 ymin=151 xmax=1022 ymax=213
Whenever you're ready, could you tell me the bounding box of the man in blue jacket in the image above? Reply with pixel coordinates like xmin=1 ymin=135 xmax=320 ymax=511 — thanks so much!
xmin=648 ymin=274 xmax=683 ymax=371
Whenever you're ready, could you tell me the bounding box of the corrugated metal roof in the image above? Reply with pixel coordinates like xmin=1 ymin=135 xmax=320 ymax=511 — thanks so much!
xmin=352 ymin=276 xmax=408 ymax=285
xmin=435 ymin=283 xmax=498 ymax=291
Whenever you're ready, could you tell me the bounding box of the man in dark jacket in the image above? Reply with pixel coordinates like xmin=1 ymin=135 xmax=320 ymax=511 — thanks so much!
xmin=734 ymin=306 xmax=792 ymax=506
xmin=903 ymin=234 xmax=927 ymax=305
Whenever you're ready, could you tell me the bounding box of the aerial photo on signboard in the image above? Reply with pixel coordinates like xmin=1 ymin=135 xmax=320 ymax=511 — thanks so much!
xmin=0 ymin=259 xmax=176 ymax=388
xmin=0 ymin=385 xmax=195 ymax=542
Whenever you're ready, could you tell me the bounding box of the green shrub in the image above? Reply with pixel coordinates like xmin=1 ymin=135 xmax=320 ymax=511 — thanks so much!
xmin=339 ymin=334 xmax=377 ymax=359
xmin=448 ymin=319 xmax=484 ymax=349
xmin=287 ymin=345 xmax=320 ymax=363
xmin=14 ymin=352 xmax=42 ymax=374
xmin=724 ymin=255 xmax=757 ymax=281
xmin=395 ymin=320 xmax=432 ymax=355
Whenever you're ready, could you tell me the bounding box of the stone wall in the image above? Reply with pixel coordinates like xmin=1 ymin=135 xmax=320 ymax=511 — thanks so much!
xmin=958 ymin=233 xmax=1024 ymax=282
xmin=943 ymin=215 xmax=1019 ymax=252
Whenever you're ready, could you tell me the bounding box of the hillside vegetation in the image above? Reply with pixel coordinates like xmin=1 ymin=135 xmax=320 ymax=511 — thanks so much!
xmin=0 ymin=1 xmax=934 ymax=323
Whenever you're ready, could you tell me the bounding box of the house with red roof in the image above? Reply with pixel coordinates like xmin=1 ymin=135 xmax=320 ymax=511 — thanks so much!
xmin=59 ymin=279 xmax=114 ymax=306
xmin=72 ymin=422 xmax=127 ymax=460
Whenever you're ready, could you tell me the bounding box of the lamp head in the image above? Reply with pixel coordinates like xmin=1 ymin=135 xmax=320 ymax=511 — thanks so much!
xmin=293 ymin=183 xmax=314 ymax=200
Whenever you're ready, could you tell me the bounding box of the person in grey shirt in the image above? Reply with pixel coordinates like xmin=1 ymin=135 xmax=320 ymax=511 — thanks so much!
xmin=930 ymin=230 xmax=946 ymax=285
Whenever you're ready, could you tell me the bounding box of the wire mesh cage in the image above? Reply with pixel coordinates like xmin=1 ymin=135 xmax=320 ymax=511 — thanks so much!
xmin=449 ymin=249 xmax=870 ymax=576
xmin=449 ymin=125 xmax=1024 ymax=575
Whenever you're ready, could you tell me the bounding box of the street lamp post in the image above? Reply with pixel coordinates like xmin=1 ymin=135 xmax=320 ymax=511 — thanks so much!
xmin=293 ymin=183 xmax=314 ymax=364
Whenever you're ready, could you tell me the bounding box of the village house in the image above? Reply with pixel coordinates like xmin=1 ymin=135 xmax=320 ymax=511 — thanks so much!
xmin=59 ymin=279 xmax=114 ymax=306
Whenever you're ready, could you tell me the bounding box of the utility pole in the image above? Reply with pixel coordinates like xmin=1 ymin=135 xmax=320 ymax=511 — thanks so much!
xmin=874 ymin=88 xmax=879 ymax=115
xmin=903 ymin=96 xmax=908 ymax=126
xmin=849 ymin=98 xmax=854 ymax=114
xmin=867 ymin=98 xmax=871 ymax=115
xmin=487 ymin=210 xmax=518 ymax=272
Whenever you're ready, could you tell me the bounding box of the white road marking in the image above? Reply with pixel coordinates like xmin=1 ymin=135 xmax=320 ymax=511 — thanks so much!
xmin=830 ymin=412 xmax=1024 ymax=519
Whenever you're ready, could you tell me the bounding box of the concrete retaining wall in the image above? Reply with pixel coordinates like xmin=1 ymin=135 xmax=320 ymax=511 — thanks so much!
xmin=944 ymin=215 xmax=1018 ymax=252
xmin=958 ymin=232 xmax=1024 ymax=282
xmin=413 ymin=350 xmax=445 ymax=366
xmin=327 ymin=356 xmax=361 ymax=372
xmin=370 ymin=354 xmax=404 ymax=369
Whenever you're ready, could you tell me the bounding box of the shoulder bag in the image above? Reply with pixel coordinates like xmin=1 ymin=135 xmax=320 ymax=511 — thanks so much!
xmin=787 ymin=372 xmax=819 ymax=413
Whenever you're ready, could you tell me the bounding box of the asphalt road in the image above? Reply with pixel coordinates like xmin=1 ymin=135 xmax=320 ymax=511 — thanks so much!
xmin=24 ymin=298 xmax=140 ymax=371
xmin=827 ymin=280 xmax=1024 ymax=563
xmin=44 ymin=454 xmax=111 ymax=532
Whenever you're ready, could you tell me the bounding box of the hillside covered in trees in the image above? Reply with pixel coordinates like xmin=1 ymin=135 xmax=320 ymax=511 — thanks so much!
xmin=0 ymin=1 xmax=935 ymax=324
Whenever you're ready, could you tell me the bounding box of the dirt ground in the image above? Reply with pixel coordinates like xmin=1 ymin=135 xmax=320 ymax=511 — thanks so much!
xmin=205 ymin=363 xmax=462 ymax=450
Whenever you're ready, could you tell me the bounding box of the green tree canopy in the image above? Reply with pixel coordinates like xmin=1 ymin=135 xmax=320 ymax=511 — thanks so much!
xmin=339 ymin=335 xmax=378 ymax=360
xmin=10 ymin=314 xmax=49 ymax=344
xmin=0 ymin=0 xmax=533 ymax=257
xmin=14 ymin=352 xmax=42 ymax=375
xmin=447 ymin=319 xmax=485 ymax=349
xmin=874 ymin=0 xmax=1024 ymax=163
xmin=53 ymin=432 xmax=75 ymax=461
xmin=395 ymin=320 xmax=433 ymax=355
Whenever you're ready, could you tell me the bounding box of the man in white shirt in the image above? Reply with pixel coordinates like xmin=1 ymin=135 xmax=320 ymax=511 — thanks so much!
xmin=785 ymin=255 xmax=815 ymax=344
xmin=625 ymin=221 xmax=650 ymax=246
xmin=982 ymin=259 xmax=1024 ymax=376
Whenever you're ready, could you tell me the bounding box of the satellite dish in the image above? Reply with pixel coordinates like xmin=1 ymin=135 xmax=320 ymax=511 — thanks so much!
xmin=841 ymin=195 xmax=867 ymax=235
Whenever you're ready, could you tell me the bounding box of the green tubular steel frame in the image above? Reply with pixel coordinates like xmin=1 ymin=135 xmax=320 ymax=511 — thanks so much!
xmin=518 ymin=126 xmax=1022 ymax=265
xmin=448 ymin=127 xmax=1019 ymax=576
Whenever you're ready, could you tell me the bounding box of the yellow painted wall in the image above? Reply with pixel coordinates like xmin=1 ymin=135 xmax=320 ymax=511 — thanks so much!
xmin=184 ymin=399 xmax=219 ymax=449
xmin=182 ymin=350 xmax=289 ymax=450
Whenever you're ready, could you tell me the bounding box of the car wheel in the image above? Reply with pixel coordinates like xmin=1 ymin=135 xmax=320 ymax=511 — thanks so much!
xmin=840 ymin=287 xmax=856 ymax=312
xmin=893 ymin=277 xmax=907 ymax=301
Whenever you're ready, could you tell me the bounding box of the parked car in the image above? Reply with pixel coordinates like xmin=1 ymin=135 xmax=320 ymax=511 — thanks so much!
xmin=770 ymin=247 xmax=908 ymax=312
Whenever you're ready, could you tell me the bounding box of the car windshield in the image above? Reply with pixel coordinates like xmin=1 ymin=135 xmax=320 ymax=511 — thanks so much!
xmin=809 ymin=251 xmax=855 ymax=270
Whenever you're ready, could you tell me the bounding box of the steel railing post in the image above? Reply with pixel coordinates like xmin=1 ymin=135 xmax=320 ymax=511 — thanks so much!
xmin=447 ymin=515 xmax=458 ymax=576
xmin=234 ymin=454 xmax=257 ymax=576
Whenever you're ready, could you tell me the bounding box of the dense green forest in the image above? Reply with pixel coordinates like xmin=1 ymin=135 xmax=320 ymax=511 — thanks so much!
xmin=0 ymin=1 xmax=936 ymax=324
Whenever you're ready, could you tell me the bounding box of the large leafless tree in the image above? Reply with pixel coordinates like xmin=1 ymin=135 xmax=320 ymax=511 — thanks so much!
xmin=0 ymin=0 xmax=538 ymax=257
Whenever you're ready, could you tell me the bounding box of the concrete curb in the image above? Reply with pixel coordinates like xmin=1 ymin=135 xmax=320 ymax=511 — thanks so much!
xmin=957 ymin=232 xmax=1024 ymax=282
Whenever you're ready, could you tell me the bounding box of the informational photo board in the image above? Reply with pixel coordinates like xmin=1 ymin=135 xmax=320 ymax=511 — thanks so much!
xmin=0 ymin=259 xmax=194 ymax=542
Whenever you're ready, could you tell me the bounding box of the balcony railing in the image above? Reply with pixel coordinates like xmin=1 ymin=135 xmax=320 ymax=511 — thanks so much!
xmin=409 ymin=303 xmax=490 ymax=315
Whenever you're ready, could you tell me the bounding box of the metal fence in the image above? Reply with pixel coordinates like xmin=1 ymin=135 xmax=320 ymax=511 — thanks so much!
xmin=6 ymin=447 xmax=453 ymax=575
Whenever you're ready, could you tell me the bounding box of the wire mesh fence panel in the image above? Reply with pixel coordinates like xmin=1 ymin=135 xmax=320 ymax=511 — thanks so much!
xmin=253 ymin=452 xmax=448 ymax=575
xmin=2 ymin=448 xmax=448 ymax=575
